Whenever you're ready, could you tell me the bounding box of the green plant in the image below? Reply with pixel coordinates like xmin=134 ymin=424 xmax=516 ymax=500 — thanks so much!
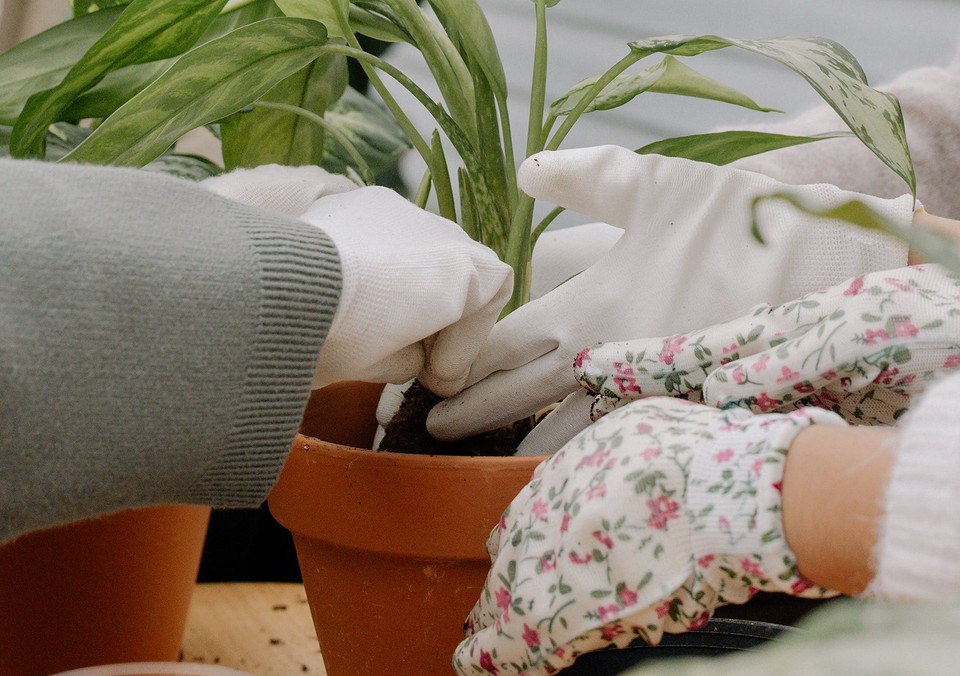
xmin=0 ymin=0 xmax=919 ymax=311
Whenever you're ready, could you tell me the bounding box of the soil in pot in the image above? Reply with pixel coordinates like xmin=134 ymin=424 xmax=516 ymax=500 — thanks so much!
xmin=378 ymin=380 xmax=531 ymax=456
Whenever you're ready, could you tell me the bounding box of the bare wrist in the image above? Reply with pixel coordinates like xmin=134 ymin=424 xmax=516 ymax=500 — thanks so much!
xmin=781 ymin=425 xmax=897 ymax=595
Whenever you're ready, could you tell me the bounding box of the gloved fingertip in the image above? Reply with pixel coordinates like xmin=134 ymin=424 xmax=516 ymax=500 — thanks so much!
xmin=425 ymin=401 xmax=469 ymax=442
xmin=418 ymin=370 xmax=469 ymax=399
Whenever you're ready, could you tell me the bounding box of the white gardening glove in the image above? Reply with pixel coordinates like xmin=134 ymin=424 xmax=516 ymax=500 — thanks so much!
xmin=201 ymin=163 xmax=357 ymax=217
xmin=454 ymin=397 xmax=846 ymax=675
xmin=428 ymin=145 xmax=914 ymax=443
xmin=373 ymin=221 xmax=622 ymax=447
xmin=304 ymin=186 xmax=513 ymax=395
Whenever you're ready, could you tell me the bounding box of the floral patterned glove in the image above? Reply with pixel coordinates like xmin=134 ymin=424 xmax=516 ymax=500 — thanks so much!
xmin=454 ymin=397 xmax=846 ymax=675
xmin=577 ymin=265 xmax=960 ymax=423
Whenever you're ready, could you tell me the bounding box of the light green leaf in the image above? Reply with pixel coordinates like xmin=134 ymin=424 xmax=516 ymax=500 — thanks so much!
xmin=428 ymin=0 xmax=507 ymax=100
xmin=0 ymin=122 xmax=92 ymax=160
xmin=0 ymin=7 xmax=123 ymax=124
xmin=73 ymin=0 xmax=129 ymax=15
xmin=552 ymin=55 xmax=777 ymax=117
xmin=382 ymin=0 xmax=477 ymax=144
xmin=276 ymin=0 xmax=410 ymax=43
xmin=753 ymin=192 xmax=960 ymax=276
xmin=221 ymin=51 xmax=348 ymax=169
xmin=63 ymin=18 xmax=329 ymax=167
xmin=636 ymin=130 xmax=852 ymax=166
xmin=625 ymin=34 xmax=914 ymax=195
xmin=12 ymin=0 xmax=229 ymax=158
xmin=320 ymin=87 xmax=411 ymax=177
xmin=65 ymin=0 xmax=284 ymax=121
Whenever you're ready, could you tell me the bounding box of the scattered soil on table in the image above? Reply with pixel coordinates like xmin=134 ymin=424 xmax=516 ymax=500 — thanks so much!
xmin=378 ymin=380 xmax=532 ymax=456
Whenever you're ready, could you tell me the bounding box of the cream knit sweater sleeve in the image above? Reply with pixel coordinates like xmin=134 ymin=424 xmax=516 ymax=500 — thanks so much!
xmin=868 ymin=370 xmax=960 ymax=600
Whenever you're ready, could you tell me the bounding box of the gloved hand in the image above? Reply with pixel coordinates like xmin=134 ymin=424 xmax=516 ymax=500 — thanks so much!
xmin=373 ymin=220 xmax=623 ymax=448
xmin=428 ymin=145 xmax=914 ymax=443
xmin=454 ymin=397 xmax=846 ymax=675
xmin=304 ymin=187 xmax=513 ymax=395
xmin=201 ymin=163 xmax=357 ymax=217
xmin=523 ymin=265 xmax=960 ymax=455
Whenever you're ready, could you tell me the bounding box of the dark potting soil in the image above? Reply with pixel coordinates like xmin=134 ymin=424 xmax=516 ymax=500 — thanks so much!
xmin=378 ymin=380 xmax=532 ymax=456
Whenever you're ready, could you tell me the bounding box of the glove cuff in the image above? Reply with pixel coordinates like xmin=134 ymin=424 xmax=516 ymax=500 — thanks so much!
xmin=688 ymin=407 xmax=847 ymax=603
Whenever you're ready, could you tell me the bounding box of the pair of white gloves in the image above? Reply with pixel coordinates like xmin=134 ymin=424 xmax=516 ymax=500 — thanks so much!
xmin=205 ymin=145 xmax=915 ymax=440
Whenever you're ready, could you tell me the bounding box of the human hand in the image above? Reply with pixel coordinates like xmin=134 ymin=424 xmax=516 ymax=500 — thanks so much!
xmin=201 ymin=163 xmax=357 ymax=217
xmin=304 ymin=187 xmax=513 ymax=396
xmin=428 ymin=145 xmax=914 ymax=443
xmin=454 ymin=397 xmax=845 ymax=675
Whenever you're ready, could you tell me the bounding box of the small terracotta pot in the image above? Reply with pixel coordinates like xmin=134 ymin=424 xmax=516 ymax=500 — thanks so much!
xmin=0 ymin=504 xmax=211 ymax=676
xmin=269 ymin=382 xmax=545 ymax=676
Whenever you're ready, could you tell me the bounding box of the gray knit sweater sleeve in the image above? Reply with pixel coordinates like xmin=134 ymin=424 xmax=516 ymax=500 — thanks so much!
xmin=0 ymin=159 xmax=342 ymax=542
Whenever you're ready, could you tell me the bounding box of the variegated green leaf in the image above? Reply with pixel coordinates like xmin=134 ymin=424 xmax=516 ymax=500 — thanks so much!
xmin=221 ymin=52 xmax=348 ymax=169
xmin=65 ymin=0 xmax=283 ymax=121
xmin=12 ymin=0 xmax=229 ymax=158
xmin=626 ymin=34 xmax=914 ymax=195
xmin=637 ymin=130 xmax=852 ymax=166
xmin=63 ymin=18 xmax=328 ymax=167
xmin=73 ymin=0 xmax=129 ymax=15
xmin=381 ymin=0 xmax=477 ymax=144
xmin=0 ymin=122 xmax=92 ymax=160
xmin=276 ymin=0 xmax=409 ymax=43
xmin=551 ymin=55 xmax=777 ymax=117
xmin=0 ymin=7 xmax=123 ymax=124
xmin=428 ymin=0 xmax=507 ymax=100
xmin=320 ymin=86 xmax=411 ymax=177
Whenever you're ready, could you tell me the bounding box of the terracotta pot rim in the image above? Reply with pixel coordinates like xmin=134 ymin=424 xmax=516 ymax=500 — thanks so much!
xmin=296 ymin=432 xmax=549 ymax=468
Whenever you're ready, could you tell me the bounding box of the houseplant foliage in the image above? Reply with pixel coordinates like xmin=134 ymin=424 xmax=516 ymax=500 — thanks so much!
xmin=0 ymin=0 xmax=926 ymax=310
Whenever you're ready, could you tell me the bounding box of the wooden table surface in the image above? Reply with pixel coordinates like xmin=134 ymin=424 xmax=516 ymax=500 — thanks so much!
xmin=180 ymin=583 xmax=327 ymax=676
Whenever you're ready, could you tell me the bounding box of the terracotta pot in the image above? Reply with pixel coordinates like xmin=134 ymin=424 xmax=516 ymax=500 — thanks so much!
xmin=0 ymin=504 xmax=211 ymax=676
xmin=269 ymin=382 xmax=545 ymax=676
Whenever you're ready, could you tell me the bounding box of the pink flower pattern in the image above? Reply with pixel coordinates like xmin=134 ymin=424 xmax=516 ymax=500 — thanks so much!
xmin=457 ymin=267 xmax=960 ymax=676
xmin=572 ymin=266 xmax=960 ymax=428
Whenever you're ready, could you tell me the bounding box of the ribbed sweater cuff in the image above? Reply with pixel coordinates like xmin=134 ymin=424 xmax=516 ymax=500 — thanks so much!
xmin=183 ymin=205 xmax=341 ymax=507
xmin=867 ymin=371 xmax=960 ymax=600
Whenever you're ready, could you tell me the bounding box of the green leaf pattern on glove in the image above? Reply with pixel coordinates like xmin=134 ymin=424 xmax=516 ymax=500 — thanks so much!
xmin=576 ymin=265 xmax=960 ymax=425
xmin=454 ymin=397 xmax=844 ymax=676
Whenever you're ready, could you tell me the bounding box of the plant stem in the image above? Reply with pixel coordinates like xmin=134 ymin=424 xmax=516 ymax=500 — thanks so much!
xmin=414 ymin=169 xmax=432 ymax=208
xmin=525 ymin=0 xmax=549 ymax=159
xmin=498 ymin=95 xmax=519 ymax=207
xmin=531 ymin=206 xmax=565 ymax=245
xmin=502 ymin=193 xmax=536 ymax=315
xmin=546 ymin=51 xmax=641 ymax=151
xmin=496 ymin=0 xmax=550 ymax=316
xmin=250 ymin=100 xmax=374 ymax=185
xmin=329 ymin=3 xmax=433 ymax=167
xmin=319 ymin=44 xmax=478 ymax=182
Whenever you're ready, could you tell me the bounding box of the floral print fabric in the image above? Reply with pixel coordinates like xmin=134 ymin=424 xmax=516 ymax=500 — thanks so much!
xmin=575 ymin=265 xmax=960 ymax=425
xmin=454 ymin=397 xmax=846 ymax=675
